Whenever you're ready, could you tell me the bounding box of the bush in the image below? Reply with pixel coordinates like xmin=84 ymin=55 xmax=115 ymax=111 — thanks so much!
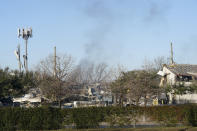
xmin=0 ymin=104 xmax=197 ymax=130
xmin=188 ymin=105 xmax=197 ymax=126
xmin=0 ymin=108 xmax=19 ymax=131
xmin=0 ymin=107 xmax=63 ymax=130
xmin=71 ymin=107 xmax=104 ymax=129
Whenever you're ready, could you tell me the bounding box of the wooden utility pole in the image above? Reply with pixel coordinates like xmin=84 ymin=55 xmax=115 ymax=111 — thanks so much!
xmin=54 ymin=46 xmax=57 ymax=77
xmin=25 ymin=39 xmax=28 ymax=72
xmin=170 ymin=42 xmax=174 ymax=65
xmin=18 ymin=44 xmax=21 ymax=73
xmin=15 ymin=44 xmax=22 ymax=73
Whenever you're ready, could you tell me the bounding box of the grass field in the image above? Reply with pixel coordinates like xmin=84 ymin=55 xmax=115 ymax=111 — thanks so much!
xmin=50 ymin=127 xmax=197 ymax=131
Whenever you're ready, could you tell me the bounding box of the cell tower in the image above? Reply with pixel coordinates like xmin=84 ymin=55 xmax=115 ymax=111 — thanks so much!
xmin=17 ymin=27 xmax=32 ymax=72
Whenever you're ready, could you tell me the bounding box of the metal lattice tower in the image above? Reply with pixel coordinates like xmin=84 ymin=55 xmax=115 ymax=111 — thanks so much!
xmin=17 ymin=27 xmax=32 ymax=72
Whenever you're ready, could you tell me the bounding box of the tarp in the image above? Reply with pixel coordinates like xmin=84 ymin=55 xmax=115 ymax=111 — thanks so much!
xmin=13 ymin=97 xmax=41 ymax=103
xmin=157 ymin=71 xmax=165 ymax=76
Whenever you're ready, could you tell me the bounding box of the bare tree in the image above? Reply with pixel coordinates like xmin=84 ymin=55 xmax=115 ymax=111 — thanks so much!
xmin=142 ymin=58 xmax=167 ymax=105
xmin=37 ymin=53 xmax=75 ymax=108
xmin=72 ymin=60 xmax=112 ymax=85
xmin=111 ymin=74 xmax=127 ymax=107
xmin=142 ymin=56 xmax=170 ymax=72
xmin=142 ymin=58 xmax=155 ymax=72
xmin=109 ymin=64 xmax=127 ymax=105
xmin=153 ymin=56 xmax=170 ymax=71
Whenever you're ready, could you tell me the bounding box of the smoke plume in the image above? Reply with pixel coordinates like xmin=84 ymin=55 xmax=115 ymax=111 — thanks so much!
xmin=82 ymin=0 xmax=171 ymax=66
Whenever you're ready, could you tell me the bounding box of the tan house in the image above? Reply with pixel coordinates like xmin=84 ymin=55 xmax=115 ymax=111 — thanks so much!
xmin=157 ymin=64 xmax=197 ymax=104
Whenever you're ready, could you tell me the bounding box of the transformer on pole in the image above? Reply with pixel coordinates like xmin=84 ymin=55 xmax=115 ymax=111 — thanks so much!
xmin=17 ymin=27 xmax=32 ymax=72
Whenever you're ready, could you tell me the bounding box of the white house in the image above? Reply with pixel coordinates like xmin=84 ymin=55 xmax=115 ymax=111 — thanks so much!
xmin=157 ymin=64 xmax=197 ymax=104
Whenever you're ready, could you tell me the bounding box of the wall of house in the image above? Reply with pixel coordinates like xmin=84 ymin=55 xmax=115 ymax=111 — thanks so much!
xmin=161 ymin=67 xmax=177 ymax=104
xmin=163 ymin=66 xmax=177 ymax=85
xmin=175 ymin=94 xmax=197 ymax=104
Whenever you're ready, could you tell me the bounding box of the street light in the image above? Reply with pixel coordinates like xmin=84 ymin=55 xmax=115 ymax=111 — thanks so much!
xmin=17 ymin=27 xmax=32 ymax=72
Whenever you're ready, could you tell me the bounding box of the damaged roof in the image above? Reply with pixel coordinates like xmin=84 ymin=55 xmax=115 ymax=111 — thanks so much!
xmin=165 ymin=64 xmax=197 ymax=76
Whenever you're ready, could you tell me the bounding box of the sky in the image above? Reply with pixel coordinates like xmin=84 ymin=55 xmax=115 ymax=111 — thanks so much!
xmin=0 ymin=0 xmax=197 ymax=70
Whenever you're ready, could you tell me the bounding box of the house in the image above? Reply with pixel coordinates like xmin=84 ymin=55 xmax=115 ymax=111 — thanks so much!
xmin=157 ymin=64 xmax=197 ymax=104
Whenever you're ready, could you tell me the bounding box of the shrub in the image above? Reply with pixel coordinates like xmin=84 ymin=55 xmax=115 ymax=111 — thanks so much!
xmin=72 ymin=107 xmax=103 ymax=129
xmin=0 ymin=108 xmax=18 ymax=131
xmin=188 ymin=105 xmax=197 ymax=126
xmin=0 ymin=104 xmax=197 ymax=130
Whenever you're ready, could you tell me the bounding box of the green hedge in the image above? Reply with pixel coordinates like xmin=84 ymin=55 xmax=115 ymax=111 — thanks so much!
xmin=189 ymin=105 xmax=197 ymax=126
xmin=0 ymin=107 xmax=62 ymax=131
xmin=0 ymin=104 xmax=197 ymax=130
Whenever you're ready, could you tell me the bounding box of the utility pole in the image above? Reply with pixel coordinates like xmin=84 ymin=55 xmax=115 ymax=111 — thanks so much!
xmin=18 ymin=44 xmax=21 ymax=73
xmin=54 ymin=46 xmax=57 ymax=78
xmin=18 ymin=27 xmax=32 ymax=73
xmin=25 ymin=39 xmax=28 ymax=71
xmin=170 ymin=42 xmax=174 ymax=65
xmin=14 ymin=44 xmax=22 ymax=73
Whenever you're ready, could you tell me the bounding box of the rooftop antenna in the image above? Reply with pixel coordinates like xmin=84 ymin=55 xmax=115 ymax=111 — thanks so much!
xmin=170 ymin=42 xmax=174 ymax=65
xmin=18 ymin=27 xmax=32 ymax=72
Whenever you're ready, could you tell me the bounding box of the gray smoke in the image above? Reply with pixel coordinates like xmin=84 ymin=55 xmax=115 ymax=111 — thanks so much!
xmin=83 ymin=0 xmax=114 ymax=63
xmin=144 ymin=0 xmax=170 ymax=23
xmin=82 ymin=0 xmax=171 ymax=64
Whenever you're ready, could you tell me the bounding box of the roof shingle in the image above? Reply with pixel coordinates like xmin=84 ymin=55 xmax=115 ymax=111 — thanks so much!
xmin=166 ymin=64 xmax=197 ymax=76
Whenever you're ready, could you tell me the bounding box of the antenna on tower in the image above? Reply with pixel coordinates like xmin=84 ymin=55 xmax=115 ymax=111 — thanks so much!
xmin=18 ymin=27 xmax=33 ymax=73
xmin=170 ymin=42 xmax=174 ymax=65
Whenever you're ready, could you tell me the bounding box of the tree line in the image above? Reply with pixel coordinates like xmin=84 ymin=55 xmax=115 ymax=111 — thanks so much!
xmin=0 ymin=53 xmax=197 ymax=107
